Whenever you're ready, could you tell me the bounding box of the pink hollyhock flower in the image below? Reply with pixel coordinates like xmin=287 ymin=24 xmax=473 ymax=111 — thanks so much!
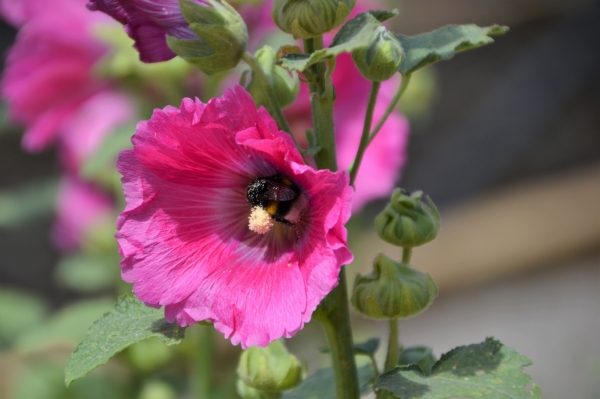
xmin=52 ymin=176 xmax=113 ymax=251
xmin=87 ymin=0 xmax=201 ymax=62
xmin=116 ymin=86 xmax=353 ymax=347
xmin=285 ymin=53 xmax=409 ymax=211
xmin=0 ymin=0 xmax=135 ymax=165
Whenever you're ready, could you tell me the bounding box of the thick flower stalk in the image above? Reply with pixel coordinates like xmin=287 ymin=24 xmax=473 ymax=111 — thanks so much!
xmin=116 ymin=87 xmax=353 ymax=348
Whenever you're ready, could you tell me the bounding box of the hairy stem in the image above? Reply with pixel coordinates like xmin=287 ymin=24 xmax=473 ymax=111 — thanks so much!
xmin=349 ymin=81 xmax=381 ymax=186
xmin=368 ymin=73 xmax=412 ymax=145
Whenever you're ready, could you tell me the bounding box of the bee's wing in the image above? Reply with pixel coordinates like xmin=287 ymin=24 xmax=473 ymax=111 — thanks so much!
xmin=268 ymin=182 xmax=297 ymax=201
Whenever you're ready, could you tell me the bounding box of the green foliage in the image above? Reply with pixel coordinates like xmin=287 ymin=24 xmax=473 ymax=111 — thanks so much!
xmin=375 ymin=338 xmax=541 ymax=399
xmin=14 ymin=299 xmax=115 ymax=350
xmin=399 ymin=346 xmax=436 ymax=376
xmin=396 ymin=24 xmax=509 ymax=74
xmin=283 ymin=364 xmax=375 ymax=398
xmin=278 ymin=10 xmax=398 ymax=72
xmin=54 ymin=253 xmax=119 ymax=293
xmin=64 ymin=295 xmax=185 ymax=387
xmin=354 ymin=338 xmax=380 ymax=358
xmin=0 ymin=288 xmax=48 ymax=347
xmin=0 ymin=179 xmax=58 ymax=228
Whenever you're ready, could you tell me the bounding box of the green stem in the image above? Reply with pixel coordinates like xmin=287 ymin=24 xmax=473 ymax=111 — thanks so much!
xmin=241 ymin=51 xmax=292 ymax=135
xmin=191 ymin=325 xmax=213 ymax=399
xmin=304 ymin=37 xmax=338 ymax=170
xmin=368 ymin=73 xmax=412 ymax=145
xmin=304 ymin=36 xmax=359 ymax=399
xmin=349 ymin=81 xmax=381 ymax=186
xmin=377 ymin=247 xmax=413 ymax=399
xmin=384 ymin=318 xmax=399 ymax=372
xmin=402 ymin=247 xmax=412 ymax=264
xmin=315 ymin=271 xmax=360 ymax=399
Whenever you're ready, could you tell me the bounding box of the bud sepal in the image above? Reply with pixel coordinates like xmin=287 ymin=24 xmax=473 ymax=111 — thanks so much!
xmin=237 ymin=340 xmax=305 ymax=394
xmin=352 ymin=26 xmax=404 ymax=81
xmin=375 ymin=189 xmax=441 ymax=248
xmin=351 ymin=254 xmax=438 ymax=319
xmin=271 ymin=0 xmax=356 ymax=39
xmin=167 ymin=0 xmax=248 ymax=75
xmin=246 ymin=46 xmax=299 ymax=111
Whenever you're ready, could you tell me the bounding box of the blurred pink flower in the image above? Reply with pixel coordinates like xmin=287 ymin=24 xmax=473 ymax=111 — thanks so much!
xmin=52 ymin=176 xmax=113 ymax=251
xmin=116 ymin=87 xmax=353 ymax=347
xmin=0 ymin=0 xmax=134 ymax=169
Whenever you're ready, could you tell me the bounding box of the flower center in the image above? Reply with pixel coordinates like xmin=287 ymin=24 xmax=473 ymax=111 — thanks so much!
xmin=248 ymin=206 xmax=274 ymax=234
xmin=246 ymin=175 xmax=308 ymax=234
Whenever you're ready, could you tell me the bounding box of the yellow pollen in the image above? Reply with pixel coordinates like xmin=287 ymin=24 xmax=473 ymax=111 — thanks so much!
xmin=248 ymin=206 xmax=274 ymax=234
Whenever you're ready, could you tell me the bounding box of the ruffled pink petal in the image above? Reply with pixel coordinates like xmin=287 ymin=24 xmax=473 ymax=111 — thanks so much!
xmin=117 ymin=87 xmax=353 ymax=347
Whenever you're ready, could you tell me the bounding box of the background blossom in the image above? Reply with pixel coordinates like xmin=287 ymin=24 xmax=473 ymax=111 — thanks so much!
xmin=0 ymin=0 xmax=135 ymax=164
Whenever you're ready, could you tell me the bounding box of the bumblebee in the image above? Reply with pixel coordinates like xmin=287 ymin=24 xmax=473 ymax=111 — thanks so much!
xmin=247 ymin=175 xmax=308 ymax=226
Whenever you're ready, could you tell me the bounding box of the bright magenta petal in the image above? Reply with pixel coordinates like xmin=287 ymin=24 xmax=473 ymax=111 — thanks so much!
xmin=117 ymin=87 xmax=353 ymax=347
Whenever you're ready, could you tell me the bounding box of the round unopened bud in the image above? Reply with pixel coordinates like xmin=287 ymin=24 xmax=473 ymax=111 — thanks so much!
xmin=375 ymin=189 xmax=441 ymax=248
xmin=352 ymin=26 xmax=404 ymax=81
xmin=167 ymin=0 xmax=248 ymax=75
xmin=271 ymin=0 xmax=356 ymax=39
xmin=237 ymin=340 xmax=305 ymax=393
xmin=351 ymin=254 xmax=438 ymax=319
xmin=247 ymin=46 xmax=299 ymax=110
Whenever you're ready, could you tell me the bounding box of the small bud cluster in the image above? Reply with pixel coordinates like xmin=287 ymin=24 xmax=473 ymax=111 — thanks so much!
xmin=352 ymin=189 xmax=441 ymax=320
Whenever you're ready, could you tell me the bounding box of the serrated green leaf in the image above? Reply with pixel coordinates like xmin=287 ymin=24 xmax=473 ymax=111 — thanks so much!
xmin=355 ymin=338 xmax=380 ymax=357
xmin=283 ymin=364 xmax=375 ymax=398
xmin=278 ymin=10 xmax=398 ymax=72
xmin=399 ymin=346 xmax=436 ymax=376
xmin=375 ymin=337 xmax=541 ymax=399
xmin=396 ymin=24 xmax=509 ymax=74
xmin=64 ymin=295 xmax=185 ymax=386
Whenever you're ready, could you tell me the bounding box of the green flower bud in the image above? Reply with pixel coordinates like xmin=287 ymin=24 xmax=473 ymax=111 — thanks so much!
xmin=271 ymin=0 xmax=356 ymax=39
xmin=352 ymin=26 xmax=404 ymax=81
xmin=351 ymin=254 xmax=438 ymax=319
xmin=237 ymin=340 xmax=305 ymax=393
xmin=246 ymin=46 xmax=300 ymax=110
xmin=167 ymin=0 xmax=248 ymax=75
xmin=375 ymin=189 xmax=441 ymax=248
xmin=236 ymin=380 xmax=269 ymax=399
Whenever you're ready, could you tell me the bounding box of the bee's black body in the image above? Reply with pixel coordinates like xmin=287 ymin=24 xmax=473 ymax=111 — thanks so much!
xmin=247 ymin=175 xmax=307 ymax=225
